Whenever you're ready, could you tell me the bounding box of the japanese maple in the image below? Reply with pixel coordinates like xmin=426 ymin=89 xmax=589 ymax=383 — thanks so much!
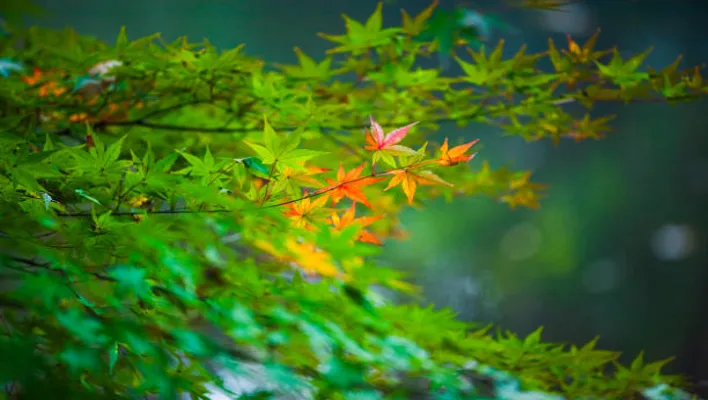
xmin=0 ymin=1 xmax=704 ymax=399
xmin=320 ymin=163 xmax=385 ymax=208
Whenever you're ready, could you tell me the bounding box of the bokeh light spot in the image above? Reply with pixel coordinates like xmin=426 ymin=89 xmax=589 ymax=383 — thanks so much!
xmin=651 ymin=224 xmax=695 ymax=261
xmin=500 ymin=222 xmax=543 ymax=261
xmin=582 ymin=258 xmax=622 ymax=293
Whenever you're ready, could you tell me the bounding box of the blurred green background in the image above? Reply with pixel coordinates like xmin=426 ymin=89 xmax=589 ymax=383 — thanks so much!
xmin=26 ymin=0 xmax=708 ymax=391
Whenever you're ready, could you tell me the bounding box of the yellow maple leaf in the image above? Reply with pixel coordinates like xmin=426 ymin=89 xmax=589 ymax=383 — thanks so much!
xmin=384 ymin=169 xmax=452 ymax=205
xmin=254 ymin=237 xmax=345 ymax=279
xmin=283 ymin=193 xmax=329 ymax=229
xmin=501 ymin=189 xmax=542 ymax=209
xmin=285 ymin=238 xmax=344 ymax=278
xmin=282 ymin=164 xmax=329 ymax=188
xmin=128 ymin=194 xmax=150 ymax=208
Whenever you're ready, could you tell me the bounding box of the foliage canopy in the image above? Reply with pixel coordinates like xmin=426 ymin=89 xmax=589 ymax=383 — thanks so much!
xmin=0 ymin=1 xmax=706 ymax=399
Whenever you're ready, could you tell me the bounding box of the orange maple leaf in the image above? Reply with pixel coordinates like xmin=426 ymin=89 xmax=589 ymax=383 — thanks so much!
xmin=330 ymin=203 xmax=385 ymax=246
xmin=22 ymin=68 xmax=67 ymax=97
xmin=322 ymin=163 xmax=384 ymax=209
xmin=65 ymin=100 xmax=144 ymax=124
xmin=364 ymin=115 xmax=419 ymax=154
xmin=384 ymin=169 xmax=453 ymax=205
xmin=68 ymin=113 xmax=90 ymax=123
xmin=283 ymin=191 xmax=329 ymax=229
xmin=22 ymin=68 xmax=144 ymax=123
xmin=437 ymin=138 xmax=479 ymax=166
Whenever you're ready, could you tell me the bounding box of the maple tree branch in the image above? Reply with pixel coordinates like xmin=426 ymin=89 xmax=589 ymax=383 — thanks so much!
xmin=3 ymin=256 xmax=266 ymax=366
xmin=3 ymin=255 xmax=206 ymax=303
xmin=264 ymin=171 xmax=386 ymax=209
xmin=52 ymin=157 xmax=473 ymax=219
xmin=55 ymin=208 xmax=231 ymax=218
xmin=90 ymin=91 xmax=704 ymax=136
xmin=39 ymin=84 xmax=707 ymax=219
xmin=53 ymin=165 xmax=405 ymax=218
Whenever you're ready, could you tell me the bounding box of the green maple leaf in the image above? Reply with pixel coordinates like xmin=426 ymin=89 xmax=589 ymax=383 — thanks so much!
xmin=400 ymin=0 xmax=438 ymax=36
xmin=318 ymin=3 xmax=400 ymax=55
xmin=245 ymin=117 xmax=327 ymax=168
xmin=455 ymin=41 xmax=507 ymax=85
xmin=367 ymin=54 xmax=439 ymax=87
xmin=595 ymin=48 xmax=652 ymax=89
xmin=279 ymin=47 xmax=334 ymax=80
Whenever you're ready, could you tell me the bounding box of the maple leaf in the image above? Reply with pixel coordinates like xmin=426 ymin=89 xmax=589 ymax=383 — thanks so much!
xmin=254 ymin=237 xmax=344 ymax=278
xmin=384 ymin=169 xmax=453 ymax=205
xmin=283 ymin=191 xmax=329 ymax=229
xmin=97 ymin=101 xmax=143 ymax=122
xmin=285 ymin=238 xmax=343 ymax=278
xmin=509 ymin=171 xmax=547 ymax=191
xmin=245 ymin=116 xmax=328 ymax=167
xmin=562 ymin=30 xmax=607 ymax=65
xmin=68 ymin=113 xmax=90 ymax=123
xmin=317 ymin=3 xmax=400 ymax=55
xmin=561 ymin=114 xmax=613 ymax=142
xmin=275 ymin=164 xmax=330 ymax=199
xmin=277 ymin=47 xmax=333 ymax=80
xmin=62 ymin=101 xmax=139 ymax=124
xmin=330 ymin=203 xmax=385 ymax=246
xmin=400 ymin=0 xmax=438 ymax=36
xmin=365 ymin=115 xmax=419 ymax=165
xmin=500 ymin=189 xmax=542 ymax=209
xmin=22 ymin=67 xmax=67 ymax=97
xmin=437 ymin=138 xmax=479 ymax=166
xmin=282 ymin=164 xmax=329 ymax=188
xmin=322 ymin=163 xmax=384 ymax=209
xmin=20 ymin=67 xmax=41 ymax=85
xmin=128 ymin=195 xmax=150 ymax=208
xmin=500 ymin=171 xmax=547 ymax=209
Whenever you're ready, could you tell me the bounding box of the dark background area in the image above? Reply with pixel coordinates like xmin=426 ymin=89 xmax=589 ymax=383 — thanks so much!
xmin=24 ymin=0 xmax=708 ymax=393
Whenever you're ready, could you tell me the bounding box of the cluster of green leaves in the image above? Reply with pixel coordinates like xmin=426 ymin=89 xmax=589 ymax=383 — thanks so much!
xmin=0 ymin=1 xmax=706 ymax=399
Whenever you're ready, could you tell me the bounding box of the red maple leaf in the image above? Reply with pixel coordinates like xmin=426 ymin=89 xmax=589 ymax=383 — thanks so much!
xmin=364 ymin=115 xmax=418 ymax=155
